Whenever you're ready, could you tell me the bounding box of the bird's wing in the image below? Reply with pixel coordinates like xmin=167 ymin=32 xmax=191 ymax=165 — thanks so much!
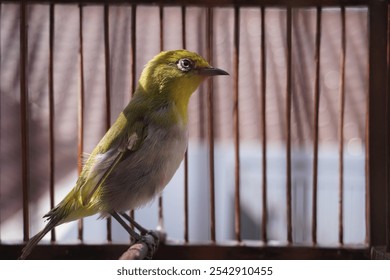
xmin=80 ymin=119 xmax=148 ymax=207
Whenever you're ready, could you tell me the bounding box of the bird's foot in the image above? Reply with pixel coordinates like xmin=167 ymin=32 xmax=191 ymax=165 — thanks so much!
xmin=140 ymin=230 xmax=159 ymax=259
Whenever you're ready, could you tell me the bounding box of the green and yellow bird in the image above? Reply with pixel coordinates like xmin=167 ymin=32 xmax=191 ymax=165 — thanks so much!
xmin=19 ymin=50 xmax=228 ymax=259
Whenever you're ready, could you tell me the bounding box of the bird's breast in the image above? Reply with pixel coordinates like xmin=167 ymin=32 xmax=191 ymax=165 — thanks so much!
xmin=100 ymin=121 xmax=188 ymax=212
xmin=146 ymin=122 xmax=188 ymax=188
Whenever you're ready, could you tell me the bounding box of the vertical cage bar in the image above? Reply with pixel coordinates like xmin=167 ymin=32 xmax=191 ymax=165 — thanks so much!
xmin=365 ymin=73 xmax=369 ymax=245
xmin=20 ymin=1 xmax=30 ymax=242
xmin=206 ymin=7 xmax=216 ymax=243
xmin=181 ymin=5 xmax=189 ymax=243
xmin=129 ymin=4 xmax=137 ymax=228
xmin=286 ymin=6 xmax=293 ymax=244
xmin=365 ymin=14 xmax=369 ymax=246
xmin=130 ymin=4 xmax=136 ymax=96
xmin=338 ymin=6 xmax=346 ymax=246
xmin=0 ymin=3 xmax=2 ymax=240
xmin=48 ymin=3 xmax=56 ymax=242
xmin=77 ymin=4 xmax=85 ymax=241
xmin=104 ymin=2 xmax=112 ymax=243
xmin=157 ymin=5 xmax=164 ymax=231
xmin=387 ymin=3 xmax=390 ymax=253
xmin=368 ymin=0 xmax=388 ymax=246
xmin=260 ymin=6 xmax=268 ymax=243
xmin=159 ymin=5 xmax=164 ymax=51
xmin=312 ymin=6 xmax=321 ymax=245
xmin=233 ymin=6 xmax=241 ymax=243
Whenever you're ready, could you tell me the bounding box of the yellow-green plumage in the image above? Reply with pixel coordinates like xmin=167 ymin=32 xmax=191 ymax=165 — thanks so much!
xmin=19 ymin=50 xmax=228 ymax=259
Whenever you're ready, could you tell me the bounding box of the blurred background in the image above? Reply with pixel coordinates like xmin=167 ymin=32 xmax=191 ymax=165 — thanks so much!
xmin=0 ymin=1 xmax=378 ymax=259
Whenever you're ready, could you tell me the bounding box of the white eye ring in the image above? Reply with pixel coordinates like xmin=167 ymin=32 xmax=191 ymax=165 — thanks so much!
xmin=177 ymin=58 xmax=193 ymax=72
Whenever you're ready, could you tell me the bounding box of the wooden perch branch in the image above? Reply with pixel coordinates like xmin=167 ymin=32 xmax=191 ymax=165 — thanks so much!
xmin=118 ymin=230 xmax=166 ymax=260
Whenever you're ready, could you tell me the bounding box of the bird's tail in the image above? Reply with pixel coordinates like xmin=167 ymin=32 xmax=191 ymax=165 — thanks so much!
xmin=18 ymin=214 xmax=62 ymax=260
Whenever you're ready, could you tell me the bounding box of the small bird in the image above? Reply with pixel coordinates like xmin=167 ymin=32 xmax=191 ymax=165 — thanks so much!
xmin=19 ymin=50 xmax=228 ymax=259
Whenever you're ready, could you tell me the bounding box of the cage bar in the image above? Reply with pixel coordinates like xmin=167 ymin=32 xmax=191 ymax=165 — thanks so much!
xmin=206 ymin=7 xmax=216 ymax=243
xmin=0 ymin=3 xmax=2 ymax=239
xmin=3 ymin=0 xmax=375 ymax=7
xmin=103 ymin=3 xmax=111 ymax=121
xmin=20 ymin=1 xmax=30 ymax=242
xmin=286 ymin=6 xmax=293 ymax=244
xmin=181 ymin=5 xmax=189 ymax=244
xmin=129 ymin=4 xmax=137 ymax=231
xmin=260 ymin=6 xmax=268 ymax=243
xmin=368 ymin=0 xmax=388 ymax=246
xmin=233 ymin=6 xmax=241 ymax=243
xmin=130 ymin=4 xmax=136 ymax=96
xmin=103 ymin=3 xmax=112 ymax=243
xmin=311 ymin=6 xmax=321 ymax=245
xmin=157 ymin=4 xmax=164 ymax=232
xmin=387 ymin=3 xmax=390 ymax=253
xmin=48 ymin=3 xmax=56 ymax=242
xmin=338 ymin=6 xmax=346 ymax=245
xmin=159 ymin=5 xmax=164 ymax=50
xmin=78 ymin=4 xmax=85 ymax=241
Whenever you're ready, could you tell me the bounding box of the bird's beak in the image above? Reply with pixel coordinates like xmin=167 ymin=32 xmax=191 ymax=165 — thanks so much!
xmin=197 ymin=67 xmax=229 ymax=76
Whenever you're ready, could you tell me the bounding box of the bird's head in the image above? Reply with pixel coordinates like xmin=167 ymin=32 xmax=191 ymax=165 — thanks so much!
xmin=137 ymin=50 xmax=228 ymax=107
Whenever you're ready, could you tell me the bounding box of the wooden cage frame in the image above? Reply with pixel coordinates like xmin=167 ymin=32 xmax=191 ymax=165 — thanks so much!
xmin=0 ymin=0 xmax=389 ymax=259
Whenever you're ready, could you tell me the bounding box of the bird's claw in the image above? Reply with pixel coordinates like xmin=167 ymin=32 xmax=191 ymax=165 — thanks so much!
xmin=139 ymin=230 xmax=159 ymax=259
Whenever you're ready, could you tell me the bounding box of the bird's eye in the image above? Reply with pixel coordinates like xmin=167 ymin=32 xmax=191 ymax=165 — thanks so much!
xmin=177 ymin=58 xmax=194 ymax=72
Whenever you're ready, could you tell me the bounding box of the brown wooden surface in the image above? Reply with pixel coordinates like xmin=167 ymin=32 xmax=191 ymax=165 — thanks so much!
xmin=371 ymin=246 xmax=390 ymax=259
xmin=387 ymin=3 xmax=390 ymax=254
xmin=0 ymin=244 xmax=369 ymax=260
xmin=0 ymin=0 xmax=374 ymax=7
xmin=368 ymin=0 xmax=389 ymax=247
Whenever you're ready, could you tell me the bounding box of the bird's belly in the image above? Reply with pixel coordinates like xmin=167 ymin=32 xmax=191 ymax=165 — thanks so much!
xmin=101 ymin=124 xmax=188 ymax=212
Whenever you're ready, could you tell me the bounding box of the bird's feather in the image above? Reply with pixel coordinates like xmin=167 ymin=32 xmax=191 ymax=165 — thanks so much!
xmin=81 ymin=121 xmax=148 ymax=207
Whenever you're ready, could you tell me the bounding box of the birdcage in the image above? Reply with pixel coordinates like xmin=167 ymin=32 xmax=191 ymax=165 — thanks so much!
xmin=0 ymin=0 xmax=389 ymax=260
